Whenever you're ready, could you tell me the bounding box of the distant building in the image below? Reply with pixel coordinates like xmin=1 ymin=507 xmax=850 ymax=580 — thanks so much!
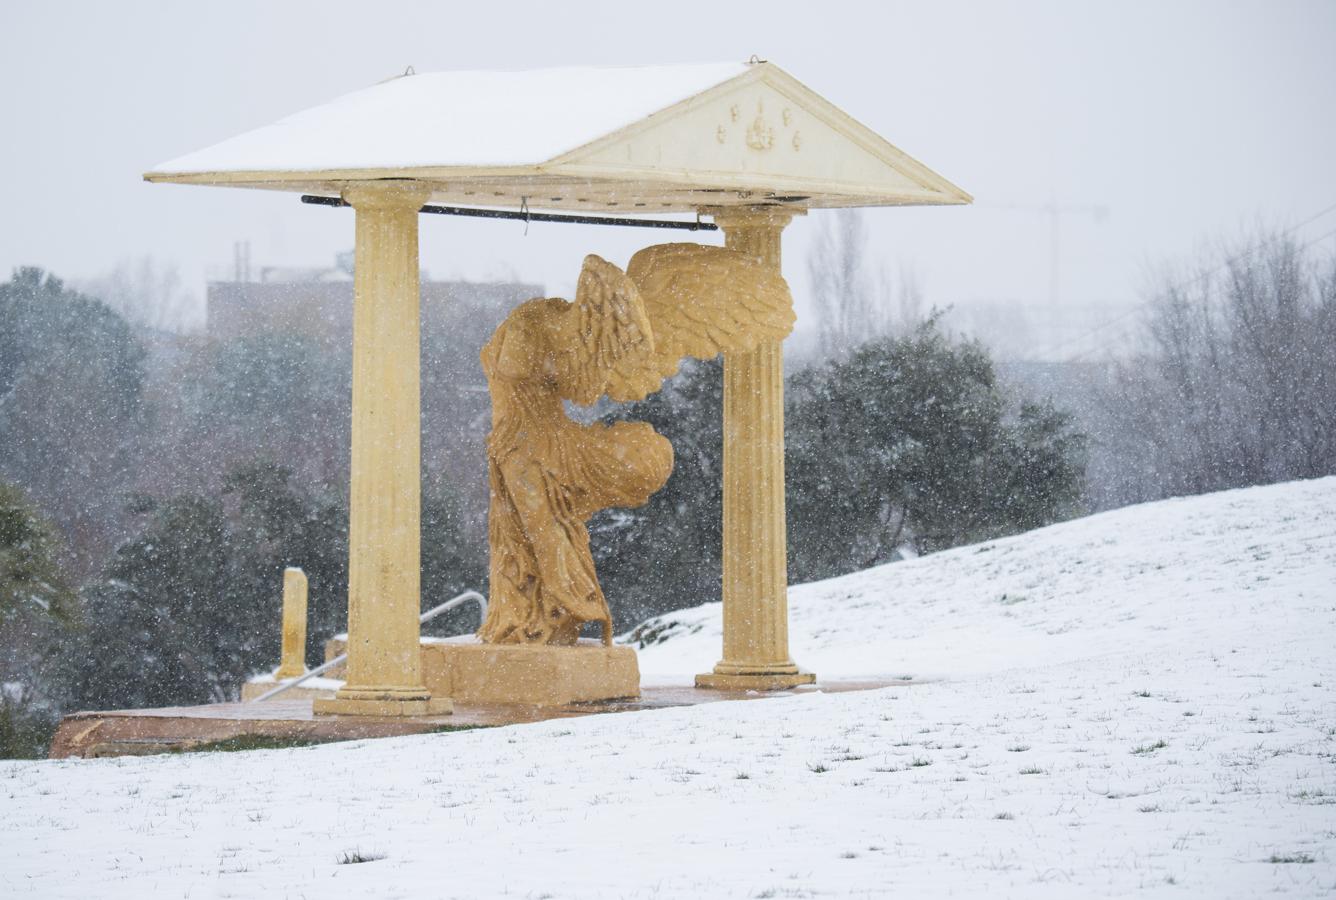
xmin=203 ymin=255 xmax=544 ymax=495
xmin=206 ymin=255 xmax=542 ymax=354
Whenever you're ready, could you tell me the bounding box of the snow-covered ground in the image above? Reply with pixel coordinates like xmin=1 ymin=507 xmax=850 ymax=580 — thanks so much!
xmin=4 ymin=478 xmax=1335 ymax=898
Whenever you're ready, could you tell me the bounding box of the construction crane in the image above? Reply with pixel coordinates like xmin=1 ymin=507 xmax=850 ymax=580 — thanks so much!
xmin=989 ymin=199 xmax=1109 ymax=306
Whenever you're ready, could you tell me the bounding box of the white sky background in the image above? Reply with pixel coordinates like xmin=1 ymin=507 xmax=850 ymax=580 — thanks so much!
xmin=2 ymin=1 xmax=1334 ymax=357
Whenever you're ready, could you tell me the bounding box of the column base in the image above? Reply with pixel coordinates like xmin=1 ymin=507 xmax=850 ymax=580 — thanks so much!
xmin=695 ymin=667 xmax=816 ymax=691
xmin=313 ymin=687 xmax=451 ymax=717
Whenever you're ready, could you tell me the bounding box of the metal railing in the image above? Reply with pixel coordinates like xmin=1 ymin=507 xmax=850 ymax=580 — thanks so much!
xmin=248 ymin=590 xmax=487 ymax=703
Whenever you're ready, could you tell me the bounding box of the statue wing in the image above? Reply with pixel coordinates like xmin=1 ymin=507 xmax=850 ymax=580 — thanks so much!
xmin=601 ymin=243 xmax=796 ymax=402
xmin=551 ymin=254 xmax=656 ymax=406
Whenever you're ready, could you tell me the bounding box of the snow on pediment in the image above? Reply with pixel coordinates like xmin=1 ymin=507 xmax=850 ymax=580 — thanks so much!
xmin=145 ymin=61 xmax=969 ymax=213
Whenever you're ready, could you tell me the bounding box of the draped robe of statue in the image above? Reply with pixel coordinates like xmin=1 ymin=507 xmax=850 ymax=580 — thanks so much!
xmin=477 ymin=243 xmax=795 ymax=646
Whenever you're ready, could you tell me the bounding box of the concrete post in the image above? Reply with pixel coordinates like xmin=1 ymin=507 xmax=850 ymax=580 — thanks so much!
xmin=696 ymin=208 xmax=815 ymax=691
xmin=275 ymin=567 xmax=308 ymax=679
xmin=314 ymin=183 xmax=450 ymax=717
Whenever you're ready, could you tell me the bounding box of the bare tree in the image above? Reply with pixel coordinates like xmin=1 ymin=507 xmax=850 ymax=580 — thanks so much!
xmin=889 ymin=261 xmax=925 ymax=334
xmin=1098 ymin=231 xmax=1336 ymax=503
xmin=806 ymin=210 xmax=929 ymax=360
xmin=808 ymin=209 xmax=877 ymax=357
xmin=78 ymin=257 xmax=200 ymax=333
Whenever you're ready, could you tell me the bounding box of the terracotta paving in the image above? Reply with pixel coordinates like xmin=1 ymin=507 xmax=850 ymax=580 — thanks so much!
xmin=48 ymin=679 xmax=906 ymax=759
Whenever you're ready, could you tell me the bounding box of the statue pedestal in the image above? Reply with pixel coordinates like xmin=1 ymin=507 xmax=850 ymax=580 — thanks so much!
xmin=430 ymin=640 xmax=639 ymax=707
xmin=323 ymin=636 xmax=640 ymax=707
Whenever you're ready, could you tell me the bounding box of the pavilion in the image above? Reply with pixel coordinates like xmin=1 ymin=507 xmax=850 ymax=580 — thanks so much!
xmin=146 ymin=60 xmax=969 ymax=716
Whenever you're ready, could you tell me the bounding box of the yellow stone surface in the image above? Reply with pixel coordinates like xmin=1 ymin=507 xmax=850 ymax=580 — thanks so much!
xmin=697 ymin=208 xmax=815 ymax=690
xmin=427 ymin=641 xmax=638 ymax=707
xmin=325 ymin=638 xmax=639 ymax=707
xmin=694 ymin=671 xmax=815 ymax=691
xmin=274 ymin=567 xmax=308 ymax=679
xmin=317 ymin=183 xmax=447 ymax=717
xmin=478 ymin=243 xmax=793 ymax=647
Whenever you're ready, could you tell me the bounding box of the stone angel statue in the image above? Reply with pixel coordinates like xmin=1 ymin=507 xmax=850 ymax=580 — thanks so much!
xmin=477 ymin=243 xmax=795 ymax=646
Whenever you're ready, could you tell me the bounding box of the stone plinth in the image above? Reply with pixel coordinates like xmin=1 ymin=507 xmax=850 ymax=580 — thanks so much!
xmin=694 ymin=670 xmax=815 ymax=691
xmin=49 ymin=679 xmax=902 ymax=758
xmin=428 ymin=641 xmax=639 ymax=706
xmin=324 ymin=637 xmax=639 ymax=707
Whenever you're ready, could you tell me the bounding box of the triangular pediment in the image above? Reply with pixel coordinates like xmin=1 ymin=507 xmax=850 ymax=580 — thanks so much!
xmin=548 ymin=65 xmax=969 ymax=207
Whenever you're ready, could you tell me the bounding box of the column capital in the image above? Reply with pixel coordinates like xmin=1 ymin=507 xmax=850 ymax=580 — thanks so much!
xmin=341 ymin=181 xmax=432 ymax=212
xmin=704 ymin=205 xmax=804 ymax=232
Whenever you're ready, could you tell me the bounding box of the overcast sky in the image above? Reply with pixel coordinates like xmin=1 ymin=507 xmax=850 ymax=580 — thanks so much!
xmin=3 ymin=1 xmax=1334 ymax=355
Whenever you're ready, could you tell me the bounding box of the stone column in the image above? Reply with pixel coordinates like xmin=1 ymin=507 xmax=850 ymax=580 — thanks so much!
xmin=275 ymin=567 xmax=308 ymax=679
xmin=696 ymin=208 xmax=815 ymax=691
xmin=314 ymin=183 xmax=450 ymax=717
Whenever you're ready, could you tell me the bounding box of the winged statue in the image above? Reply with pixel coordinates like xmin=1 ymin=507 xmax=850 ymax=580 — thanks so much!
xmin=477 ymin=242 xmax=794 ymax=646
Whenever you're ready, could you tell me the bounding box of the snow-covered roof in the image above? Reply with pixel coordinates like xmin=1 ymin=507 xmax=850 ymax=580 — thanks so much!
xmin=144 ymin=62 xmax=970 ymax=213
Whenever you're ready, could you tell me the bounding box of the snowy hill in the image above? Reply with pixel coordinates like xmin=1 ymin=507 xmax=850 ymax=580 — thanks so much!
xmin=4 ymin=478 xmax=1335 ymax=898
xmin=634 ymin=475 xmax=1336 ymax=681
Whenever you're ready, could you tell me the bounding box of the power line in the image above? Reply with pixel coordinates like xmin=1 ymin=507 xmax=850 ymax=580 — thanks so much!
xmin=1062 ymin=220 xmax=1336 ymax=363
xmin=1030 ymin=201 xmax=1336 ymax=363
xmin=985 ymin=201 xmax=1110 ymax=308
